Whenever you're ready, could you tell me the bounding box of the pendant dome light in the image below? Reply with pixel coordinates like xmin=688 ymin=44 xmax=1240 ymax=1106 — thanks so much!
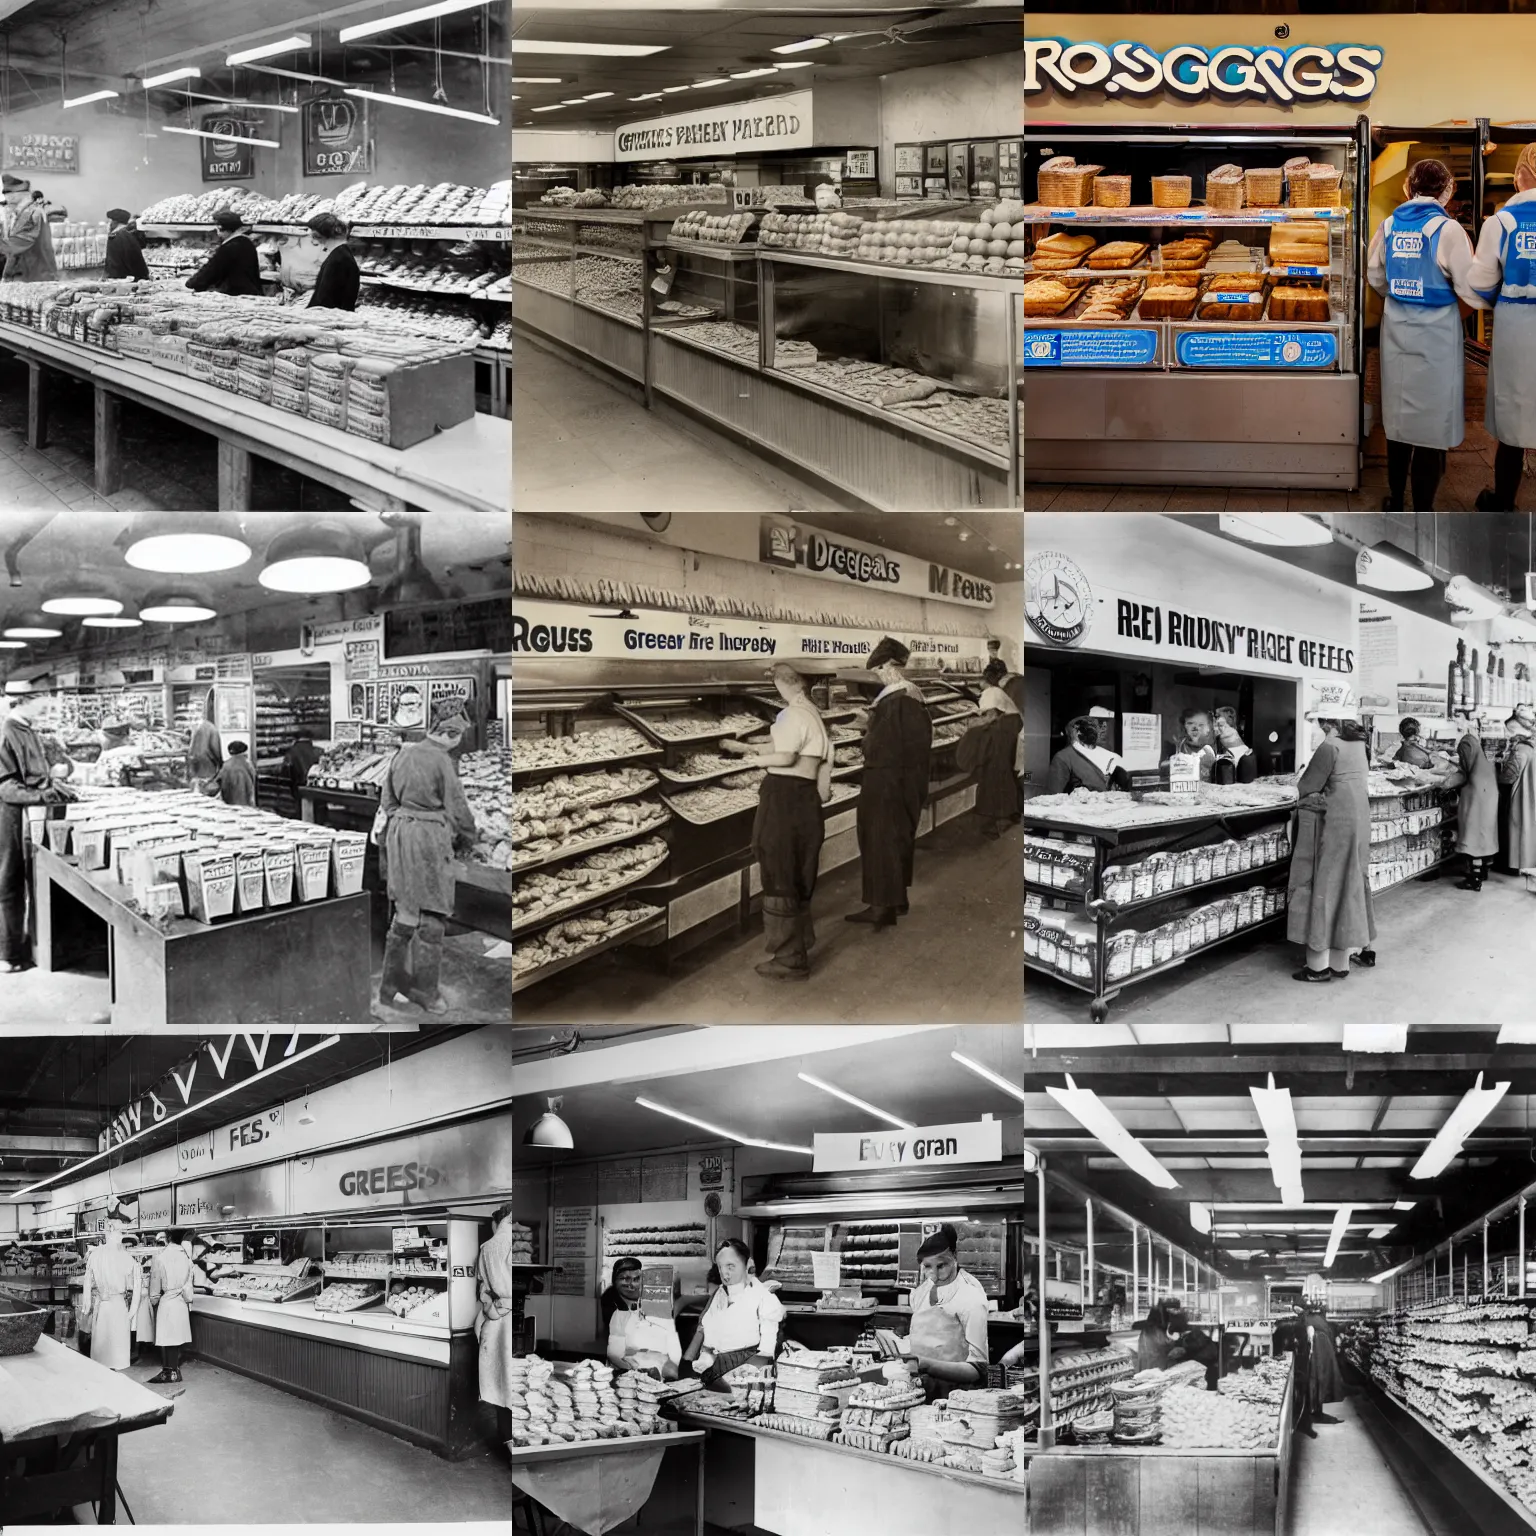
xmin=82 ymin=601 xmax=143 ymax=629
xmin=41 ymin=580 xmax=123 ymax=617
xmin=123 ymin=516 xmax=252 ymax=574
xmin=138 ymin=592 xmax=217 ymax=624
xmin=0 ymin=638 xmax=25 ymax=649
xmin=259 ymin=521 xmax=371 ymax=594
xmin=3 ymin=613 xmax=63 ymax=639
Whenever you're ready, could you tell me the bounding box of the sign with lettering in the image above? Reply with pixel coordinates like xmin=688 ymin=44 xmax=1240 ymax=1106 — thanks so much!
xmin=344 ymin=640 xmax=378 ymax=681
xmin=312 ymin=614 xmax=384 ymax=648
xmin=640 ymin=1264 xmax=674 ymax=1319
xmin=199 ymin=113 xmax=262 ymax=182
xmin=175 ymin=1162 xmax=287 ymax=1225
xmin=303 ymin=93 xmax=372 ymax=177
xmin=844 ymin=149 xmax=875 ymax=180
xmin=1025 ymin=39 xmax=1384 ymax=104
xmin=616 ymin=90 xmax=812 ymax=163
xmin=138 ymin=1188 xmax=175 ymax=1229
xmin=812 ymin=1119 xmax=1004 ymax=1173
xmin=352 ymin=223 xmax=510 ymax=241
xmin=5 ymin=133 xmax=78 ymax=173
xmin=758 ymin=517 xmax=995 ymax=607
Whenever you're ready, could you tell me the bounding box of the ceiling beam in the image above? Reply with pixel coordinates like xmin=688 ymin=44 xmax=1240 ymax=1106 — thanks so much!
xmin=1150 ymin=1170 xmax=1413 ymax=1203
xmin=0 ymin=1135 xmax=95 ymax=1154
xmin=1013 ymin=1051 xmax=1536 ymax=1076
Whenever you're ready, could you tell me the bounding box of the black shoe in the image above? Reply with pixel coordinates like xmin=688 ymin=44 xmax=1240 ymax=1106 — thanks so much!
xmin=1380 ymin=495 xmax=1403 ymax=512
xmin=1313 ymin=1413 xmax=1342 ymax=1424
xmin=1351 ymin=948 xmax=1377 ymax=968
xmin=1300 ymin=1424 xmax=1317 ymax=1438
xmin=148 ymin=1369 xmax=173 ymax=1384
xmin=1329 ymin=969 xmax=1350 ymax=980
xmin=1292 ymin=967 xmax=1332 ymax=983
xmin=171 ymin=1369 xmax=183 ymax=1382
xmin=845 ymin=907 xmax=896 ymax=928
xmin=1455 ymin=878 xmax=1483 ymax=892
xmin=897 ymin=901 xmax=909 ymax=916
xmin=755 ymin=959 xmax=809 ymax=981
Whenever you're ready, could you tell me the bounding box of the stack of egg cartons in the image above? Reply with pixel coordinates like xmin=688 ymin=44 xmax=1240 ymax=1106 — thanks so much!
xmin=615 ymin=1369 xmax=668 ymax=1433
xmin=566 ymin=1359 xmax=623 ymax=1439
xmin=472 ymin=180 xmax=512 ymax=224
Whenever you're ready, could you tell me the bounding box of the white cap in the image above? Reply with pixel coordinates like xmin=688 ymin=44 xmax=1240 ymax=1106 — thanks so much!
xmin=1087 ymin=705 xmax=1114 ymax=719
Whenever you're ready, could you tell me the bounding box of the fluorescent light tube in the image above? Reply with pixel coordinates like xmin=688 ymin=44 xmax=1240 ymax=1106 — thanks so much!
xmin=634 ymin=1095 xmax=811 ymax=1156
xmin=731 ymin=69 xmax=778 ymax=79
xmin=1219 ymin=513 xmax=1332 ymax=548
xmin=1368 ymin=1226 xmax=1392 ymax=1240
xmin=226 ymin=35 xmax=312 ymax=67
xmin=949 ymin=1052 xmax=1025 ymax=1103
xmin=772 ymin=38 xmax=831 ymax=54
xmin=628 ymin=94 xmax=663 ymax=101
xmin=691 ymin=79 xmax=730 ymax=88
xmin=512 ymin=77 xmax=562 ymax=85
xmin=341 ymin=0 xmax=488 ymax=43
xmin=1410 ymin=1073 xmax=1510 ymax=1180
xmin=162 ymin=126 xmax=281 ymax=148
xmin=1190 ymin=1203 xmax=1212 ymax=1235
xmin=343 ymin=88 xmax=499 ymax=125
xmin=1323 ymin=1206 xmax=1352 ymax=1268
xmin=560 ymin=98 xmax=586 ymax=105
xmin=63 ymin=90 xmax=119 ymax=108
xmin=661 ymin=86 xmax=690 ymax=94
xmin=173 ymin=93 xmax=300 ymax=113
xmin=141 ymin=67 xmax=200 ymax=88
xmin=1045 ymin=1075 xmax=1180 ymax=1190
xmin=1393 ymin=1200 xmax=1417 ymax=1211
xmin=773 ymin=62 xmax=814 ymax=71
xmin=1251 ymin=1075 xmax=1305 ymax=1203
xmin=1498 ymin=1025 xmax=1536 ymax=1044
xmin=1343 ymin=1024 xmax=1408 ymax=1053
xmin=512 ymin=42 xmax=670 ymax=57
xmin=796 ymin=1072 xmax=913 ymax=1129
xmin=582 ymin=92 xmax=613 ymax=100
xmin=530 ymin=105 xmax=565 ymax=112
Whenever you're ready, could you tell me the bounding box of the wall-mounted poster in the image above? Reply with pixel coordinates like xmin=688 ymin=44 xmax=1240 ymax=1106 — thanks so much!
xmin=303 ymin=93 xmax=372 ymax=177
xmin=428 ymin=676 xmax=475 ymax=728
xmin=971 ymin=140 xmax=999 ymax=192
xmin=344 ymin=640 xmax=378 ymax=681
xmin=925 ymin=144 xmax=947 ymax=177
xmin=5 ymin=133 xmax=78 ymax=173
xmin=894 ymin=144 xmax=922 ymax=176
xmin=199 ymin=114 xmax=263 ymax=182
xmin=844 ymin=148 xmax=875 ymax=180
xmin=947 ymin=141 xmax=968 ymax=199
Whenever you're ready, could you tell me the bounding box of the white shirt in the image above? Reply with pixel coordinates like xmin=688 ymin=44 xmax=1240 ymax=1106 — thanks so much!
xmin=607 ymin=1303 xmax=682 ymax=1370
xmin=1367 ymin=196 xmax=1476 ymax=302
xmin=697 ymin=1275 xmax=785 ymax=1358
xmin=979 ymin=686 xmax=1021 ymax=719
xmin=767 ymin=697 xmax=830 ymax=778
xmin=907 ymin=1267 xmax=991 ymax=1368
xmin=1072 ymin=742 xmax=1125 ymax=779
xmin=1464 ymin=187 xmax=1536 ymax=309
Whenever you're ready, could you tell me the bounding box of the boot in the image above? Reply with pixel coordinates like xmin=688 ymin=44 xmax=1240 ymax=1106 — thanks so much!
xmin=378 ymin=922 xmax=418 ymax=1009
xmin=408 ymin=918 xmax=448 ymax=1014
xmin=170 ymin=1369 xmax=183 ymax=1382
xmin=148 ymin=1369 xmax=173 ymax=1384
xmin=844 ymin=906 xmax=896 ymax=929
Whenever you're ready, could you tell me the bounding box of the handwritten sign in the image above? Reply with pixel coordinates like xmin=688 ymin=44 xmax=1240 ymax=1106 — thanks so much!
xmin=551 ymin=1206 xmax=594 ymax=1297
xmin=344 ymin=640 xmax=378 ymax=682
xmin=353 ymin=224 xmax=510 ymax=241
xmin=845 ymin=149 xmax=875 ymax=180
xmin=6 ymin=133 xmax=78 ymax=173
xmin=811 ymin=1251 xmax=843 ymax=1289
xmin=640 ymin=1264 xmax=674 ymax=1319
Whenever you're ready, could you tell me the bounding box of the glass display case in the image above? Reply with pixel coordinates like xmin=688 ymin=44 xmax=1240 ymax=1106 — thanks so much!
xmin=1023 ymin=118 xmax=1370 ymax=489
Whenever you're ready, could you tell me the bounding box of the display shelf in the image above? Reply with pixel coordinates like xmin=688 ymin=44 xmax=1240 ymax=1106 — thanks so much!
xmin=664 ymin=238 xmax=762 ymax=262
xmin=512 ymin=910 xmax=666 ymax=996
xmin=351 ymin=224 xmax=511 ymax=242
xmin=359 ymin=274 xmax=508 ymax=302
xmin=511 ymin=809 xmax=670 ymax=875
xmin=512 ymin=845 xmax=670 ymax=938
xmin=1022 ymin=205 xmax=1349 ymax=226
xmin=1092 ymin=855 xmax=1293 ymax=918
xmin=760 ymin=248 xmax=1025 ymax=293
xmin=510 ymin=744 xmax=664 ymax=782
xmin=658 ymin=323 xmax=761 ymax=370
xmin=657 ymin=757 xmax=759 ymax=787
xmin=569 ymin=294 xmax=643 ymax=329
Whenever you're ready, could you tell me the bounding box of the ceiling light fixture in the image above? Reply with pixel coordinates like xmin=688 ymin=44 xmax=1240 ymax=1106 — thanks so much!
xmin=1250 ymin=1074 xmax=1305 ymax=1205
xmin=2 ymin=615 xmax=62 ymax=639
xmin=1190 ymin=1202 xmax=1212 ymax=1235
xmin=163 ymin=125 xmax=281 ymax=148
xmin=141 ymin=67 xmax=200 ymax=88
xmin=1323 ymin=1206 xmax=1352 ymax=1268
xmin=949 ymin=1052 xmax=1025 ymax=1103
xmin=1044 ymin=1075 xmax=1181 ymax=1189
xmin=1445 ymin=573 xmax=1509 ymax=621
xmin=1368 ymin=1225 xmax=1393 ymax=1240
xmin=628 ymin=94 xmax=663 ymax=101
xmin=1342 ymin=1024 xmax=1408 ymax=1053
xmin=634 ymin=1096 xmax=812 ymax=1156
xmin=343 ymin=88 xmax=499 ymax=126
xmin=523 ymin=1097 xmax=573 ymax=1150
xmin=124 ymin=521 xmax=251 ymax=573
xmin=0 ymin=639 xmax=24 ymax=649
xmin=1356 ymin=543 xmax=1434 ymax=593
xmin=226 ymin=35 xmax=312 ymax=67
xmin=172 ymin=92 xmax=300 ymax=113
xmin=1219 ymin=513 xmax=1334 ymax=548
xmin=1499 ymin=1025 xmax=1536 ymax=1045
xmin=772 ymin=62 xmax=814 ymax=71
xmin=772 ymin=38 xmax=832 ymax=54
xmin=259 ymin=522 xmax=371 ymax=594
xmin=1393 ymin=1200 xmax=1417 ymax=1212
xmin=560 ymin=98 xmax=586 ymax=105
xmin=511 ymin=42 xmax=670 ymax=58
xmin=796 ymin=1072 xmax=913 ymax=1129
xmin=40 ymin=585 xmax=122 ymax=617
xmin=81 ymin=606 xmax=142 ymax=629
xmin=512 ymin=77 xmax=562 ymax=85
xmin=730 ymin=68 xmax=777 ymax=80
xmin=582 ymin=92 xmax=613 ymax=100
xmin=340 ymin=0 xmax=489 ymax=43
xmin=1410 ymin=1072 xmax=1510 ymax=1180
xmin=691 ymin=79 xmax=730 ymax=88
xmin=62 ymin=91 xmax=119 ymax=108
xmin=661 ymin=86 xmax=690 ymax=94
xmin=530 ymin=105 xmax=566 ymax=112
xmin=138 ymin=593 xmax=216 ymax=623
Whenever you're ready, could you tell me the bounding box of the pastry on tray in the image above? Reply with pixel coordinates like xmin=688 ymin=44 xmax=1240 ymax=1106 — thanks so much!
xmin=1137 ymin=282 xmax=1201 ymax=320
xmin=1157 ymin=237 xmax=1214 ymax=269
xmin=1024 ymin=277 xmax=1078 ymax=317
xmin=1198 ymin=274 xmax=1267 ymax=321
xmin=1086 ymin=241 xmax=1150 ymax=269
xmin=1268 ymin=222 xmax=1330 ymax=266
xmin=1034 ymin=231 xmax=1097 ymax=262
xmin=1268 ymin=284 xmax=1331 ymax=322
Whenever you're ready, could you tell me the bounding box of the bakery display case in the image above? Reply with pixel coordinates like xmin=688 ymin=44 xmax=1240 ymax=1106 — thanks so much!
xmin=1023 ymin=118 xmax=1370 ymax=488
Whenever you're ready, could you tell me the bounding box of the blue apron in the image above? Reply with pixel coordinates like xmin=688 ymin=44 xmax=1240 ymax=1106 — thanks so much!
xmin=1380 ymin=203 xmax=1464 ymax=449
xmin=1485 ymin=196 xmax=1536 ymax=447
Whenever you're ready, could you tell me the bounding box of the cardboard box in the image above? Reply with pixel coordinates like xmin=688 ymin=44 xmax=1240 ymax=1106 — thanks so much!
xmin=294 ymin=840 xmax=332 ymax=902
xmin=330 ymin=834 xmax=367 ymax=896
xmin=263 ymin=844 xmax=295 ymax=906
xmin=184 ymin=848 xmax=237 ymax=923
xmin=234 ymin=846 xmax=266 ymax=915
xmin=343 ymin=353 xmax=476 ymax=449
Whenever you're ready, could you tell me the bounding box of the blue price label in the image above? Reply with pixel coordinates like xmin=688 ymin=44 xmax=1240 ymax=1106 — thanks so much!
xmin=1025 ymin=329 xmax=1158 ymax=368
xmin=1175 ymin=330 xmax=1338 ymax=370
xmin=1284 ymin=265 xmax=1323 ymax=276
xmin=1177 ymin=213 xmax=1207 ymax=221
xmin=1024 ymin=332 xmax=1062 ymax=366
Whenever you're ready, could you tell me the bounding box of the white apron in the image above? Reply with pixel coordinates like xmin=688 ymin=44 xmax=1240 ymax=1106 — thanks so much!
xmin=1487 ymin=301 xmax=1536 ymax=447
xmin=908 ymin=1285 xmax=972 ymax=1402
xmin=84 ymin=1245 xmax=141 ymax=1372
xmin=479 ymin=1308 xmax=515 ymax=1409
xmin=1382 ymin=295 xmax=1465 ymax=449
xmin=152 ymin=1246 xmax=194 ymax=1346
xmin=134 ymin=1263 xmax=155 ymax=1340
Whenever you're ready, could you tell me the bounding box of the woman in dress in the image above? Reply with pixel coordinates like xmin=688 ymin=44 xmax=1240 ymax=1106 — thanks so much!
xmin=679 ymin=1239 xmax=783 ymax=1388
xmin=1499 ymin=708 xmax=1536 ymax=875
xmin=1393 ymin=716 xmax=1436 ymax=768
xmin=1443 ymin=717 xmax=1500 ymax=890
xmin=1287 ymin=712 xmax=1376 ymax=983
xmin=1045 ymin=714 xmax=1132 ymax=794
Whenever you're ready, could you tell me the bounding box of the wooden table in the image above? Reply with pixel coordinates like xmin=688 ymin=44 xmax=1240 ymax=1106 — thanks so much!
xmin=512 ymin=1429 xmax=706 ymax=1536
xmin=0 ymin=320 xmax=510 ymax=514
xmin=32 ymin=843 xmax=372 ymax=1026
xmin=0 ymin=1334 xmax=174 ymax=1526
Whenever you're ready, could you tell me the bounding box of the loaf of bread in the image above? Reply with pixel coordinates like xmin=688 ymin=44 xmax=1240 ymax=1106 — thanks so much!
xmin=1198 ymin=274 xmax=1267 ymax=320
xmin=1036 ymin=231 xmax=1097 ymax=260
xmin=1023 ymin=277 xmax=1077 ymax=316
xmin=1138 ymin=280 xmax=1201 ymax=320
xmin=1268 ymin=284 xmax=1331 ymax=322
xmin=1158 ymin=237 xmax=1212 ymax=270
xmin=1268 ymin=223 xmax=1330 ymax=265
xmin=1077 ymin=278 xmax=1143 ymax=319
xmin=1087 ymin=241 xmax=1150 ymax=269
xmin=1039 ymin=156 xmax=1076 ymax=173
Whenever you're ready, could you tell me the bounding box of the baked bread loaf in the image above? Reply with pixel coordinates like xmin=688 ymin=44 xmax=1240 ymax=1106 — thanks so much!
xmin=1268 ymin=284 xmax=1330 ymax=322
xmin=1198 ymin=274 xmax=1267 ymax=320
xmin=1036 ymin=231 xmax=1097 ymax=260
xmin=1283 ymin=156 xmax=1312 ymax=176
xmin=1039 ymin=156 xmax=1076 ymax=173
xmin=1138 ymin=281 xmax=1201 ymax=320
xmin=1268 ymin=222 xmax=1330 ymax=265
xmin=1208 ymin=164 xmax=1244 ymax=182
xmin=1077 ymin=278 xmax=1143 ymax=318
xmin=1087 ymin=241 xmax=1150 ymax=269
xmin=1158 ymin=237 xmax=1212 ymax=270
xmin=1023 ymin=277 xmax=1076 ymax=316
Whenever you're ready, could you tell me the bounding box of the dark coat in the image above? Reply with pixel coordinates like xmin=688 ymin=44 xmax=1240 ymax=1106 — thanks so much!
xmin=1286 ymin=734 xmax=1376 ymax=951
xmin=1500 ymin=738 xmax=1536 ymax=873
xmin=1211 ymin=747 xmax=1258 ymax=785
xmin=957 ymin=713 xmax=1023 ymax=821
xmin=1395 ymin=740 xmax=1435 ymax=768
xmin=0 ymin=203 xmax=57 ymax=281
xmin=1449 ymin=732 xmax=1499 ymax=857
xmin=0 ymin=716 xmax=50 ymax=965
xmin=189 ymin=720 xmax=223 ymax=781
xmin=105 ymin=226 xmax=149 ymax=282
xmin=308 ymin=244 xmax=360 ymax=311
xmin=855 ymin=687 xmax=931 ymax=907
xmin=213 ymin=754 xmax=257 ymax=807
xmin=1045 ymin=744 xmax=1130 ymax=794
xmin=285 ymin=740 xmax=321 ymax=796
xmin=1304 ymin=1312 xmax=1346 ymax=1404
xmin=382 ymin=740 xmax=477 ymax=917
xmin=187 ymin=234 xmax=264 ymax=296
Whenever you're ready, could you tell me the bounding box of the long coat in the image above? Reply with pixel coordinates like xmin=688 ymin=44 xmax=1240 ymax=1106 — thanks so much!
xmin=151 ymin=1243 xmax=194 ymax=1346
xmin=0 ymin=203 xmax=57 ymax=281
xmin=855 ymin=687 xmax=932 ymax=907
xmin=476 ymin=1223 xmax=516 ymax=1411
xmin=382 ymin=739 xmax=477 ymax=918
xmin=0 ymin=714 xmax=49 ymax=966
xmin=1449 ymin=733 xmax=1500 ymax=857
xmin=957 ymin=713 xmax=1023 ymax=821
xmin=1500 ymin=738 xmax=1536 ymax=873
xmin=1286 ymin=735 xmax=1376 ymax=951
xmin=1305 ymin=1313 xmax=1346 ymax=1405
xmin=82 ymin=1242 xmax=142 ymax=1372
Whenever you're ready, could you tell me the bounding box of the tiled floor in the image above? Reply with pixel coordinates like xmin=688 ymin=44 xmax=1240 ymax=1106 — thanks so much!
xmin=512 ymin=334 xmax=858 ymax=511
xmin=1287 ymin=1394 xmax=1436 ymax=1536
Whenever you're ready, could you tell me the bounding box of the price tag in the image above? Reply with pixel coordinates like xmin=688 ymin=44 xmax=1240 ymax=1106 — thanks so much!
xmin=1283 ymin=265 xmax=1323 ymax=276
xmin=811 ymin=1251 xmax=842 ymax=1289
xmin=1177 ymin=212 xmax=1207 ymax=221
xmin=1053 ymin=209 xmax=1077 ymax=219
xmin=1025 ymin=891 xmax=1044 ymax=915
xmin=732 ymin=188 xmax=767 ymax=209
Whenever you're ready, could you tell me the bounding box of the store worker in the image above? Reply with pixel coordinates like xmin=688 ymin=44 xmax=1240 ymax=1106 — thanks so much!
xmin=149 ymin=1228 xmax=194 ymax=1384
xmin=722 ymin=662 xmax=831 ymax=980
xmin=1368 ymin=157 xmax=1476 ymax=512
xmin=1164 ymin=706 xmax=1217 ymax=779
xmin=1443 ymin=715 xmax=1500 ymax=890
xmin=1134 ymin=1298 xmax=1181 ymax=1372
xmin=81 ymin=1220 xmax=143 ymax=1372
xmin=956 ymin=687 xmax=1023 ymax=837
xmin=477 ymin=1204 xmax=517 ymax=1446
xmin=1500 ymin=707 xmax=1536 ymax=874
xmin=186 ymin=207 xmax=265 ymax=296
xmin=898 ymin=1225 xmax=988 ymax=1399
xmin=1210 ymin=706 xmax=1259 ymax=785
xmin=130 ymin=1237 xmax=154 ymax=1365
xmin=376 ymin=711 xmax=478 ymax=1014
xmin=1287 ymin=707 xmax=1376 ymax=984
xmin=1273 ymin=1304 xmax=1316 ymax=1438
xmin=304 ymin=212 xmax=361 ymax=311
xmin=0 ymin=686 xmax=67 ymax=975
xmin=1302 ymin=1304 xmax=1346 ymax=1427
xmin=1394 ymin=716 xmax=1436 ymax=769
xmin=189 ymin=707 xmax=222 ymax=782
xmin=207 ymin=739 xmax=256 ymax=807
xmin=604 ymin=1258 xmax=682 ymax=1378
xmin=846 ymin=636 xmax=931 ymax=929
xmin=680 ymin=1239 xmax=784 ymax=1387
xmin=104 ymin=207 xmax=149 ymax=282
xmin=0 ymin=174 xmax=56 ymax=280
xmin=1466 ymin=143 xmax=1536 ymax=508
xmin=1046 ymin=710 xmax=1131 ymax=794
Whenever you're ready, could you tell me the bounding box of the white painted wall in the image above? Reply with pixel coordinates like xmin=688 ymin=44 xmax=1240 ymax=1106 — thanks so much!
xmin=878 ymin=52 xmax=1020 ymax=199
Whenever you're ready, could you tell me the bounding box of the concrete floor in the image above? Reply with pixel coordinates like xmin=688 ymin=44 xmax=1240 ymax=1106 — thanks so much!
xmin=1027 ymin=867 xmax=1531 ymax=1025
xmin=512 ymin=334 xmax=857 ymax=512
xmin=80 ymin=1349 xmax=511 ymax=1525
xmin=1287 ymin=1394 xmax=1435 ymax=1536
xmin=513 ymin=812 xmax=1023 ymax=1025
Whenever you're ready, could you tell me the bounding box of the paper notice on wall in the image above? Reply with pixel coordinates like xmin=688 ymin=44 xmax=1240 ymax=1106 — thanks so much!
xmin=811 ymin=1251 xmax=842 ymax=1290
xmin=598 ymin=1159 xmax=643 ymax=1206
xmin=1357 ymin=605 xmax=1399 ymax=712
xmin=551 ymin=1206 xmax=596 ymax=1297
xmin=1120 ymin=712 xmax=1163 ymax=771
xmin=641 ymin=1155 xmax=688 ymax=1202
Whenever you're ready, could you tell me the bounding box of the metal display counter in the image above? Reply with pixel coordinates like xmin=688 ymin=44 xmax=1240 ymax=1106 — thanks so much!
xmin=32 ymin=843 xmax=372 ymax=1026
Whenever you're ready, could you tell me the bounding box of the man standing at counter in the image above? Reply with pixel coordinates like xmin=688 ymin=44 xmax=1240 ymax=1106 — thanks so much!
xmin=80 ymin=1220 xmax=143 ymax=1372
xmin=901 ymin=1225 xmax=989 ymax=1400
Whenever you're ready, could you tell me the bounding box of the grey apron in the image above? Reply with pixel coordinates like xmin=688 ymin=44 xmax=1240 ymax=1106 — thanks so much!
xmin=1487 ymin=301 xmax=1536 ymax=447
xmin=1381 ymin=295 xmax=1464 ymax=449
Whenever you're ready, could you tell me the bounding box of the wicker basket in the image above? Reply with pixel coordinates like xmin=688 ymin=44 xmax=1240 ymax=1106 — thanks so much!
xmin=0 ymin=1295 xmax=47 ymax=1357
xmin=1245 ymin=167 xmax=1284 ymax=207
xmin=1298 ymin=166 xmax=1342 ymax=208
xmin=1151 ymin=175 xmax=1192 ymax=209
xmin=1093 ymin=175 xmax=1131 ymax=208
xmin=1038 ymin=164 xmax=1102 ymax=206
xmin=1206 ymin=176 xmax=1245 ymax=211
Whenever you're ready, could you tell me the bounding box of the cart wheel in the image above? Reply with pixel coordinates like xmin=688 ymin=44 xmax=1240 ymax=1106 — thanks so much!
xmin=1090 ymin=999 xmax=1109 ymax=1023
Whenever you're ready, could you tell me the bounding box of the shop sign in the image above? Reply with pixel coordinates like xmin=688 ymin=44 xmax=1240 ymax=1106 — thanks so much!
xmin=175 ymin=1162 xmax=287 ymax=1225
xmin=758 ymin=518 xmax=994 ymax=608
xmin=199 ymin=113 xmax=262 ymax=182
xmin=1025 ymin=551 xmax=1095 ymax=647
xmin=76 ymin=1200 xmax=109 ymax=1238
xmin=288 ymin=1114 xmax=512 ymax=1216
xmin=97 ymin=1035 xmax=297 ymax=1153
xmin=615 ymin=89 xmax=812 ymax=163
xmin=308 ymin=614 xmax=384 ymax=650
xmin=1025 ymin=39 xmax=1384 ymax=104
xmin=4 ymin=133 xmax=78 ymax=173
xmin=1175 ymin=330 xmax=1339 ymax=369
xmin=344 ymin=640 xmax=378 ymax=681
xmin=812 ymin=1119 xmax=1004 ymax=1173
xmin=303 ymin=93 xmax=372 ymax=177
xmin=1025 ymin=330 xmax=1159 ymax=369
xmin=138 ymin=1188 xmax=175 ymax=1229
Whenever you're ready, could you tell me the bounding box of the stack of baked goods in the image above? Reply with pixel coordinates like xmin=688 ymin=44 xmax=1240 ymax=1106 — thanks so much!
xmin=1023 ymin=276 xmax=1084 ymax=317
xmin=1030 ymin=230 xmax=1097 ymax=270
xmin=1205 ymin=163 xmax=1245 ymax=210
xmin=1077 ymin=278 xmax=1143 ymax=320
xmin=1245 ymin=167 xmax=1284 ymax=206
xmin=1157 ymin=235 xmax=1213 ymax=271
xmin=1138 ymin=272 xmax=1202 ymax=320
xmin=1205 ymin=237 xmax=1260 ymax=272
xmin=1268 ymin=221 xmax=1331 ymax=271
xmin=1197 ymin=273 xmax=1267 ymax=321
xmin=1086 ymin=240 xmax=1149 ymax=270
xmin=1268 ymin=282 xmax=1331 ymax=322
